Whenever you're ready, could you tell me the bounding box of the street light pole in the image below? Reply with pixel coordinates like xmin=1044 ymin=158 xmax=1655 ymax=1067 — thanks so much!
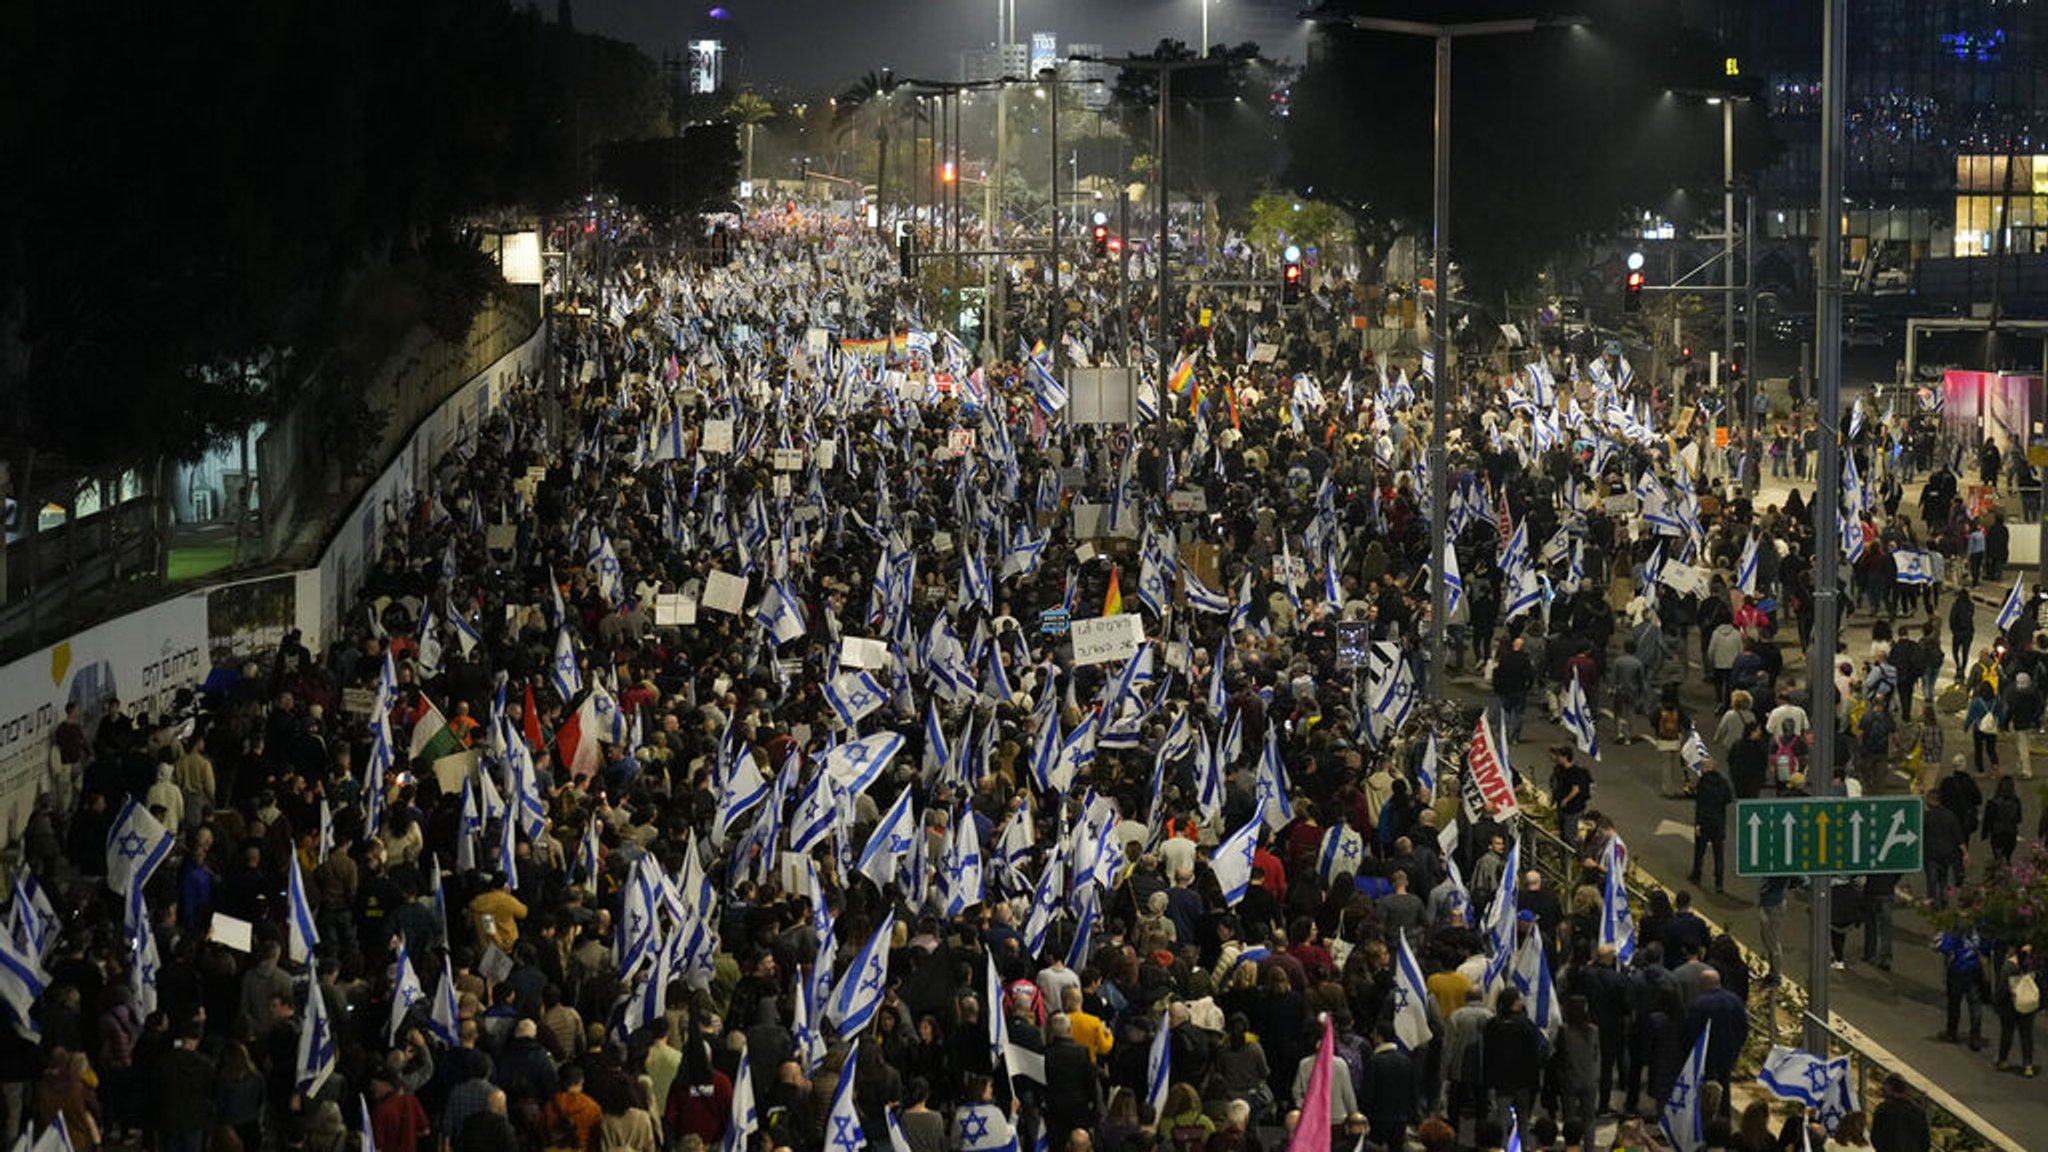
xmin=1808 ymin=0 xmax=1847 ymax=1060
xmin=1047 ymin=68 xmax=1062 ymax=368
xmin=1319 ymin=11 xmax=1586 ymax=699
xmin=1722 ymin=96 xmax=1736 ymax=416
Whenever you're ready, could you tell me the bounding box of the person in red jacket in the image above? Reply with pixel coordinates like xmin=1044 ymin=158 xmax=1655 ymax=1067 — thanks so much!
xmin=663 ymin=1040 xmax=734 ymax=1145
xmin=369 ymin=1069 xmax=431 ymax=1152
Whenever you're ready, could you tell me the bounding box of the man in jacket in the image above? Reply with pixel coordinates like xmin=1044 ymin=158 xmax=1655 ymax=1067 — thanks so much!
xmin=1492 ymin=635 xmax=1536 ymax=743
xmin=1361 ymin=1030 xmax=1417 ymax=1148
xmin=1482 ymin=988 xmax=1546 ymax=1142
xmin=1441 ymin=987 xmax=1492 ymax=1128
xmin=1041 ymin=1014 xmax=1101 ymax=1149
xmin=1688 ymin=759 xmax=1734 ymax=892
xmin=1684 ymin=969 xmax=1748 ymax=1119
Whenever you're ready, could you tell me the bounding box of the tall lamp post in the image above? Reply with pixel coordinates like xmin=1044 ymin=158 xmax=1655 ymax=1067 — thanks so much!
xmin=1309 ymin=10 xmax=1588 ymax=700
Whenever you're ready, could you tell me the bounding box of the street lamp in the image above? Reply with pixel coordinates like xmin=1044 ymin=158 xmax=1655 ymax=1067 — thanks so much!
xmin=1673 ymin=87 xmax=1757 ymax=441
xmin=1304 ymin=7 xmax=1588 ymax=702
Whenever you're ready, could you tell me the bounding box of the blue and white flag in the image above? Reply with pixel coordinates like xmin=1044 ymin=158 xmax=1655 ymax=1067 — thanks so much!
xmin=940 ymin=806 xmax=984 ymax=916
xmin=296 ymin=975 xmax=338 ymax=1098
xmin=286 ymin=851 xmax=319 ymax=965
xmin=1255 ymin=726 xmax=1294 ymax=831
xmin=105 ymin=796 xmax=174 ymax=900
xmin=1997 ymin=573 xmax=2028 ymax=635
xmin=621 ymin=928 xmax=676 ymax=1038
xmin=857 ymin=788 xmax=919 ymax=892
xmin=1757 ymin=1045 xmax=1852 ymax=1115
xmin=1368 ymin=649 xmax=1418 ymax=737
xmin=822 ymin=731 xmax=905 ymax=799
xmin=1023 ymin=856 xmax=1064 ymax=959
xmin=1661 ymin=1021 xmax=1711 ymax=1152
xmin=1213 ymin=812 xmax=1262 ymax=906
xmin=825 ymin=1040 xmax=865 ymax=1152
xmin=551 ymin=628 xmax=584 ymax=702
xmin=1417 ymin=730 xmax=1440 ymax=797
xmin=828 ymin=912 xmax=895 ymax=1038
xmin=0 ymin=928 xmax=50 ymax=1038
xmin=788 ymin=771 xmax=845 ymax=854
xmin=1562 ymin=670 xmax=1600 ymax=761
xmin=723 ymin=1047 xmax=758 ymax=1152
xmin=1317 ymin=824 xmax=1366 ymax=885
xmin=1392 ymin=929 xmax=1434 ymax=1051
xmin=1146 ymin=1007 xmax=1172 ymax=1122
xmin=1066 ymin=886 xmax=1100 ymax=970
xmin=1600 ymin=855 xmax=1636 ymax=965
xmin=955 ymin=1102 xmax=1021 ymax=1152
xmin=754 ymin=581 xmax=810 ymax=645
xmin=1184 ymin=568 xmax=1232 ymax=615
xmin=1509 ymin=927 xmax=1561 ymax=1041
xmin=1893 ymin=548 xmax=1936 ymax=586
xmin=1029 ymin=357 xmax=1068 ymax=415
xmin=388 ymin=945 xmax=426 ymax=1043
xmin=1736 ymin=533 xmax=1760 ymax=596
xmin=427 ymin=957 xmax=460 ymax=1046
xmin=713 ymin=749 xmax=771 ymax=846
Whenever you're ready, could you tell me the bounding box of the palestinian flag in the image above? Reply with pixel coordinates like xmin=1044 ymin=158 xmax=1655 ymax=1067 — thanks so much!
xmin=408 ymin=696 xmax=462 ymax=766
xmin=1103 ymin=566 xmax=1124 ymax=617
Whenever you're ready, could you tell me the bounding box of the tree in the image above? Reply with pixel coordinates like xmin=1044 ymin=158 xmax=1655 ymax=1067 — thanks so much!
xmin=1245 ymin=195 xmax=1351 ymax=261
xmin=598 ymin=125 xmax=742 ymax=224
xmin=834 ymin=70 xmax=901 ymax=210
xmin=1110 ymin=40 xmax=1292 ymax=223
xmin=1285 ymin=0 xmax=1768 ymax=300
xmin=724 ymin=91 xmax=777 ymax=186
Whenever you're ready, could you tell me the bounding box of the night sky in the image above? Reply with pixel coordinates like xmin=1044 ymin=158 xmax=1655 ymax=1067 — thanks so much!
xmin=569 ymin=0 xmax=1314 ymax=90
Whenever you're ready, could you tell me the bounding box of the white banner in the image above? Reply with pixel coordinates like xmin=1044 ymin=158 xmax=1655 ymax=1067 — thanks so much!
xmin=1070 ymin=614 xmax=1144 ymax=667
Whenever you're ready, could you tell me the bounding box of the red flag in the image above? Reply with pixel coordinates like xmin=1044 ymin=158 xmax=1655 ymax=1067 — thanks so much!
xmin=556 ymin=696 xmax=602 ymax=782
xmin=1288 ymin=1015 xmax=1335 ymax=1152
xmin=522 ymin=682 xmax=544 ymax=753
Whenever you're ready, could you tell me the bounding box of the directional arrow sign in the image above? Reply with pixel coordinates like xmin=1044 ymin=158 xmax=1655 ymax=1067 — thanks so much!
xmin=1734 ymin=796 xmax=1924 ymax=877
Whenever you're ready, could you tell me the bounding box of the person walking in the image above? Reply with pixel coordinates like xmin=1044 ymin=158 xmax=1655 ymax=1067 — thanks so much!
xmin=1687 ymin=758 xmax=1732 ymax=893
xmin=1993 ymin=942 xmax=2040 ymax=1078
xmin=1937 ymin=927 xmax=1989 ymax=1050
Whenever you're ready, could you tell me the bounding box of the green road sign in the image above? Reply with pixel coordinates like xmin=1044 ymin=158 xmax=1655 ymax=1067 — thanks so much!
xmin=1734 ymin=796 xmax=1924 ymax=877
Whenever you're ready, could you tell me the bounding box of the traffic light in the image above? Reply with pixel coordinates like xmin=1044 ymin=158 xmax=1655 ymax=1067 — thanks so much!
xmin=1623 ymin=270 xmax=1645 ymax=314
xmin=941 ymin=161 xmax=956 ymax=184
xmin=1091 ymin=224 xmax=1109 ymax=258
xmin=1283 ymin=260 xmax=1304 ymax=305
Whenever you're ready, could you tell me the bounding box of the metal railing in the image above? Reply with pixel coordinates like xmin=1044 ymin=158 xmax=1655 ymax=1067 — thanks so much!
xmin=1515 ymin=816 xmax=2009 ymax=1150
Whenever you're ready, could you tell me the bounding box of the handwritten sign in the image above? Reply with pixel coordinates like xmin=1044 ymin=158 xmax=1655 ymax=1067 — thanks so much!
xmin=701 ymin=419 xmax=735 ymax=454
xmin=840 ymin=636 xmax=891 ymax=670
xmin=773 ymin=448 xmax=805 ymax=472
xmin=1168 ymin=489 xmax=1208 ymax=513
xmin=1250 ymin=342 xmax=1280 ymax=364
xmin=654 ymin=593 xmax=697 ymax=627
xmin=1070 ymin=614 xmax=1144 ymax=667
xmin=701 ymin=571 xmax=749 ymax=615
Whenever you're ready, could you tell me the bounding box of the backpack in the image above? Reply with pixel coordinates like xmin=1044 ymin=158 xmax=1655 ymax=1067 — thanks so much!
xmin=1860 ymin=711 xmax=1893 ymax=758
xmin=1004 ymin=980 xmax=1047 ymax=1029
xmin=1771 ymin=736 xmax=1800 ymax=783
xmin=1656 ymin=706 xmax=1683 ymax=741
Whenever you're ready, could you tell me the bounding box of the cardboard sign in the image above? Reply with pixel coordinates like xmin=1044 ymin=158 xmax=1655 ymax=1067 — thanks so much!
xmin=431 ymin=749 xmax=482 ymax=797
xmin=485 ymin=524 xmax=518 ymax=552
xmin=772 ymin=475 xmax=793 ymax=499
xmin=654 ymin=593 xmax=697 ymax=627
xmin=342 ymin=688 xmax=377 ymax=721
xmin=1604 ymin=495 xmax=1638 ymax=517
xmin=815 ymin=440 xmax=838 ymax=471
xmin=1039 ymin=609 xmax=1072 ymax=635
xmin=840 ymin=636 xmax=891 ymax=670
xmin=208 ymin=914 xmax=254 ymax=953
xmin=1168 ymin=489 xmax=1208 ymax=513
xmin=701 ymin=419 xmax=735 ymax=454
xmin=805 ymin=327 xmax=831 ymax=359
xmin=1070 ymin=614 xmax=1144 ymax=666
xmin=1250 ymin=342 xmax=1280 ymax=364
xmin=1658 ymin=561 xmax=1714 ymax=600
xmin=773 ymin=448 xmax=805 ymax=472
xmin=701 ymin=570 xmax=750 ymax=615
xmin=932 ymin=531 xmax=955 ymax=555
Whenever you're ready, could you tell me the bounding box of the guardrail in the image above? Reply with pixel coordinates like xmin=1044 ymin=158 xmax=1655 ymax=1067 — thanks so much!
xmin=1515 ymin=817 xmax=2009 ymax=1150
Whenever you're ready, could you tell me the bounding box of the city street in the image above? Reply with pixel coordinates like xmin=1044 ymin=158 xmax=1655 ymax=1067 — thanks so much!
xmin=1444 ymin=466 xmax=2048 ymax=1144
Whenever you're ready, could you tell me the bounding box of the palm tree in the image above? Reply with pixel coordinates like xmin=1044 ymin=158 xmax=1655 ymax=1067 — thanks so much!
xmin=723 ymin=91 xmax=776 ymax=186
xmin=834 ymin=69 xmax=898 ymax=230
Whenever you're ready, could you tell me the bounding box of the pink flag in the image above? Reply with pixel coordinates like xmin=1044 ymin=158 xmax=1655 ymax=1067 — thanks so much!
xmin=1288 ymin=1014 xmax=1335 ymax=1152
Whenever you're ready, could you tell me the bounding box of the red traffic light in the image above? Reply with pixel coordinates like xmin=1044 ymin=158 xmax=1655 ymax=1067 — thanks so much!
xmin=1284 ymin=263 xmax=1303 ymax=282
xmin=941 ymin=162 xmax=956 ymax=183
xmin=1626 ymin=271 xmax=1645 ymax=290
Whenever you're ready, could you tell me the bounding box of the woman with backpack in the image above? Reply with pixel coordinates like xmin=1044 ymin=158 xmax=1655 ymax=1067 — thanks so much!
xmin=1966 ymin=683 xmax=2004 ymax=775
xmin=1993 ymin=943 xmax=2040 ymax=1078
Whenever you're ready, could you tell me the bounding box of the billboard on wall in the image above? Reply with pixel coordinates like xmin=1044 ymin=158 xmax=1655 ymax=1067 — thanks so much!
xmin=0 ymin=595 xmax=209 ymax=841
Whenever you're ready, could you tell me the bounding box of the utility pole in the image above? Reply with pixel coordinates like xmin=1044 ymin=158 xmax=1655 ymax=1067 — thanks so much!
xmin=1807 ymin=0 xmax=1847 ymax=1060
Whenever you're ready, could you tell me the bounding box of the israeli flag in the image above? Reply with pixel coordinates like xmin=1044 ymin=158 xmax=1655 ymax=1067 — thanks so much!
xmin=1599 ymin=857 xmax=1636 ymax=964
xmin=1997 ymin=573 xmax=2028 ymax=635
xmin=1442 ymin=532 xmax=1465 ymax=619
xmin=824 ymin=732 xmax=905 ymax=800
xmin=940 ymin=806 xmax=984 ymax=916
xmin=1255 ymin=726 xmax=1295 ymax=832
xmin=1183 ymin=568 xmax=1232 ymax=615
xmin=1392 ymin=929 xmax=1434 ymax=1051
xmin=825 ymin=1040 xmax=865 ymax=1152
xmin=1146 ymin=1006 xmax=1172 ymax=1122
xmin=1066 ymin=885 xmax=1101 ymax=969
xmin=1213 ymin=812 xmax=1262 ymax=906
xmin=857 ymin=789 xmax=918 ymax=891
xmin=621 ymin=928 xmax=676 ymax=1038
xmin=822 ymin=667 xmax=886 ymax=729
xmin=723 ymin=1048 xmax=759 ymax=1152
xmin=0 ymin=928 xmax=50 ymax=1038
xmin=755 ymin=581 xmax=809 ymax=645
xmin=1757 ymin=1045 xmax=1848 ymax=1109
xmin=713 ymin=750 xmax=771 ymax=846
xmin=1660 ymin=1021 xmax=1711 ymax=1152
xmin=551 ymin=628 xmax=584 ymax=702
xmin=1562 ymin=670 xmax=1600 ymax=761
xmin=1841 ymin=510 xmax=1865 ymax=564
xmin=792 ymin=952 xmax=827 ymax=1074
xmin=1509 ymin=927 xmax=1561 ymax=1040
xmin=286 ymin=852 xmax=320 ymax=965
xmin=1029 ymin=357 xmax=1068 ymax=415
xmin=1023 ymin=856 xmax=1064 ymax=959
xmin=1417 ymin=730 xmax=1440 ymax=797
xmin=1735 ymin=534 xmax=1760 ymax=596
xmin=956 ymin=1102 xmax=1021 ymax=1152
xmin=828 ymin=911 xmax=895 ymax=1038
xmin=788 ymin=772 xmax=845 ymax=854
xmin=1893 ymin=548 xmax=1936 ymax=586
xmin=105 ymin=796 xmax=174 ymax=901
xmin=388 ymin=945 xmax=426 ymax=1043
xmin=1681 ymin=728 xmax=1710 ymax=777
xmin=296 ymin=976 xmax=338 ymax=1098
xmin=1317 ymin=824 xmax=1366 ymax=885
xmin=1368 ymin=652 xmax=1418 ymax=736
